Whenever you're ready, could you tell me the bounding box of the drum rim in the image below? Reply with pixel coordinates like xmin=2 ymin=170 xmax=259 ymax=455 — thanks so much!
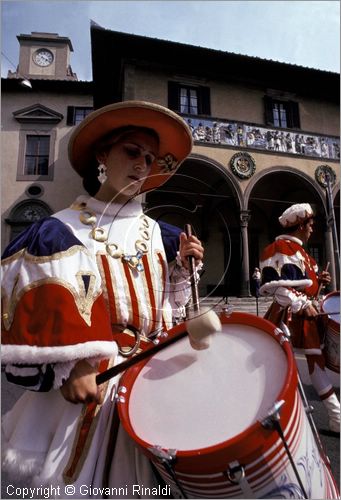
xmin=117 ymin=312 xmax=297 ymax=460
xmin=321 ymin=290 xmax=340 ymax=330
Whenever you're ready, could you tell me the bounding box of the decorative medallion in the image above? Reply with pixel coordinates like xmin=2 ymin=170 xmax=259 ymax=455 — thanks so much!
xmin=315 ymin=165 xmax=336 ymax=188
xmin=230 ymin=152 xmax=256 ymax=179
xmin=157 ymin=153 xmax=178 ymax=173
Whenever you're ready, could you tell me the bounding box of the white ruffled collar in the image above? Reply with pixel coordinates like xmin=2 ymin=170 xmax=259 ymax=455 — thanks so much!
xmin=75 ymin=195 xmax=144 ymax=219
xmin=276 ymin=234 xmax=303 ymax=246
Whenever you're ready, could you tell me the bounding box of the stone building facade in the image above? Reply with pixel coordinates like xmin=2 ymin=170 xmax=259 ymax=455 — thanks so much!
xmin=1 ymin=32 xmax=93 ymax=247
xmin=90 ymin=25 xmax=340 ymax=296
xmin=1 ymin=28 xmax=339 ymax=297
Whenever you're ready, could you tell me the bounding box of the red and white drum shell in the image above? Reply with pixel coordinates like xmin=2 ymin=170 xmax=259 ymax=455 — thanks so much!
xmin=321 ymin=291 xmax=340 ymax=373
xmin=118 ymin=312 xmax=339 ymax=499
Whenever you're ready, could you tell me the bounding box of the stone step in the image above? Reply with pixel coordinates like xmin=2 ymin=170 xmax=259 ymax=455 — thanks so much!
xmin=200 ymin=296 xmax=272 ymax=317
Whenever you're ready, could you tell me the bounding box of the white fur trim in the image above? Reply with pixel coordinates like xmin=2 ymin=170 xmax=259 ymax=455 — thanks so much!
xmin=5 ymin=365 xmax=40 ymax=377
xmin=1 ymin=340 xmax=118 ymax=365
xmin=260 ymin=279 xmax=312 ymax=296
xmin=304 ymin=348 xmax=323 ymax=355
xmin=275 ymin=234 xmax=303 ymax=245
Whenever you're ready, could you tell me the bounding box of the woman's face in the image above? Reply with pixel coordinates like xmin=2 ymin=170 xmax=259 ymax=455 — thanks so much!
xmin=95 ymin=130 xmax=159 ymax=202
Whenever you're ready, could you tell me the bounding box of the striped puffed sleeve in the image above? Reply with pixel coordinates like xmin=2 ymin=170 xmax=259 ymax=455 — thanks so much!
xmin=159 ymin=220 xmax=202 ymax=321
xmin=1 ymin=217 xmax=117 ymax=390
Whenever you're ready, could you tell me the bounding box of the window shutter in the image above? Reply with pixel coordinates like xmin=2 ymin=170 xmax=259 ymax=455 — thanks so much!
xmin=263 ymin=96 xmax=274 ymax=126
xmin=287 ymin=101 xmax=300 ymax=129
xmin=198 ymin=86 xmax=211 ymax=115
xmin=66 ymin=106 xmax=75 ymax=126
xmin=168 ymin=82 xmax=180 ymax=111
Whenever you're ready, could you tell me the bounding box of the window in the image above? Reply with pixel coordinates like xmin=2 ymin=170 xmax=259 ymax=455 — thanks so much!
xmin=264 ymin=96 xmax=300 ymax=129
xmin=67 ymin=106 xmax=93 ymax=126
xmin=168 ymin=82 xmax=210 ymax=116
xmin=24 ymin=135 xmax=50 ymax=176
xmin=273 ymin=102 xmax=287 ymax=128
xmin=180 ymin=87 xmax=199 ymax=114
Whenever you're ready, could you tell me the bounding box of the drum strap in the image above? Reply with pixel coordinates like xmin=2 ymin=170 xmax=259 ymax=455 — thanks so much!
xmin=226 ymin=461 xmax=255 ymax=498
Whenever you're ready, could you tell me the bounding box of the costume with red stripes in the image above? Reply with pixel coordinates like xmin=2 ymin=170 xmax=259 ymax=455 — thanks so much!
xmin=260 ymin=234 xmax=333 ymax=400
xmin=1 ymin=195 xmax=194 ymax=495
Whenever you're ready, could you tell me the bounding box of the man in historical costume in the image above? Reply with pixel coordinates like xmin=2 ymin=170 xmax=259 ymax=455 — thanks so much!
xmin=260 ymin=203 xmax=340 ymax=433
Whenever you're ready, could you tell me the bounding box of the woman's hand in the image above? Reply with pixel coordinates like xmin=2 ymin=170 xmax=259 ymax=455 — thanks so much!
xmin=60 ymin=359 xmax=103 ymax=405
xmin=179 ymin=232 xmax=204 ymax=269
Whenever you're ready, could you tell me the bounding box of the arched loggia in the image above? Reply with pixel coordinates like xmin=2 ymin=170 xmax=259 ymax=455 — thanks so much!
xmin=144 ymin=154 xmax=244 ymax=298
xmin=244 ymin=166 xmax=338 ymax=290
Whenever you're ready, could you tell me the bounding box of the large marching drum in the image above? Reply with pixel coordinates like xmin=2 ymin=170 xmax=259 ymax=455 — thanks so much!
xmin=117 ymin=312 xmax=339 ymax=499
xmin=321 ymin=291 xmax=340 ymax=374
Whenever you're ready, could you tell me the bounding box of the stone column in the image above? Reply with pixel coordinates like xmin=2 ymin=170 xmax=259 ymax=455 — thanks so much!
xmin=325 ymin=226 xmax=338 ymax=291
xmin=240 ymin=210 xmax=251 ymax=297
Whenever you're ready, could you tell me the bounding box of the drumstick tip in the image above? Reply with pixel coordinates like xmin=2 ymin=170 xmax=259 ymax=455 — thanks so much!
xmin=186 ymin=307 xmax=222 ymax=350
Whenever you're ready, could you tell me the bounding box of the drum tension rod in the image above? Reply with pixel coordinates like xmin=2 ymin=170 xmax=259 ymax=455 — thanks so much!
xmin=148 ymin=446 xmax=188 ymax=499
xmin=260 ymin=400 xmax=285 ymax=429
xmin=261 ymin=400 xmax=309 ymax=500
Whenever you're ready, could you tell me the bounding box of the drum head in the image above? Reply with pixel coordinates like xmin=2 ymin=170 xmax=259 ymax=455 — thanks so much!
xmin=322 ymin=291 xmax=340 ymax=325
xmin=127 ymin=319 xmax=288 ymax=451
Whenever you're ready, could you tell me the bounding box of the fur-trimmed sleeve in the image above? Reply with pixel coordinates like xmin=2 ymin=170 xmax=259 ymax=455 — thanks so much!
xmin=1 ymin=217 xmax=117 ymax=375
xmin=259 ymin=237 xmax=318 ymax=311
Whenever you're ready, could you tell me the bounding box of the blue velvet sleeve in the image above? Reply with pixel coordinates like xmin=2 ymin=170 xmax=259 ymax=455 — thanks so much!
xmin=158 ymin=220 xmax=182 ymax=263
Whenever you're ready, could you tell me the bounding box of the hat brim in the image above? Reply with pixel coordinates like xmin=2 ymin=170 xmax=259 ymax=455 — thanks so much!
xmin=68 ymin=100 xmax=193 ymax=193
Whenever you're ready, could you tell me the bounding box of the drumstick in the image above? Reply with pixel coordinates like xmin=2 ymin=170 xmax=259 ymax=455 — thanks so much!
xmin=316 ymin=311 xmax=339 ymax=317
xmin=184 ymin=224 xmax=200 ymax=311
xmin=317 ymin=261 xmax=330 ymax=297
xmin=96 ymin=327 xmax=188 ymax=385
xmin=184 ymin=224 xmax=221 ymax=350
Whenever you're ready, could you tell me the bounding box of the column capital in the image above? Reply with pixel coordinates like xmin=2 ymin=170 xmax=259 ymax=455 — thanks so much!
xmin=240 ymin=210 xmax=251 ymax=227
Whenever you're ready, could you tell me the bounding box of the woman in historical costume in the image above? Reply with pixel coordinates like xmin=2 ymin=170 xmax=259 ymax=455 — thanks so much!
xmin=2 ymin=101 xmax=204 ymax=497
xmin=259 ymin=203 xmax=340 ymax=433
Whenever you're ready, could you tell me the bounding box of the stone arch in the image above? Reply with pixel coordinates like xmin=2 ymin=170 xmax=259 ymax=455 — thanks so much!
xmin=244 ymin=165 xmax=327 ymax=212
xmin=6 ymin=199 xmax=52 ymax=241
xmin=145 ymin=153 xmax=244 ymax=297
xmin=242 ymin=165 xmax=338 ymax=288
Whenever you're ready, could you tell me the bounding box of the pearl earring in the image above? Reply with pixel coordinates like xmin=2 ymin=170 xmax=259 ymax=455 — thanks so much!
xmin=97 ymin=163 xmax=107 ymax=184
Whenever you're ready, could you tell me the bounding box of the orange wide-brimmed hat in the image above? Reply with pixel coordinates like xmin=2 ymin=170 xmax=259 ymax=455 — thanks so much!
xmin=68 ymin=100 xmax=193 ymax=193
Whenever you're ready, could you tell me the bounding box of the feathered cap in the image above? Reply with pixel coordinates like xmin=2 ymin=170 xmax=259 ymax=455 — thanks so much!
xmin=278 ymin=203 xmax=314 ymax=228
xmin=68 ymin=100 xmax=193 ymax=193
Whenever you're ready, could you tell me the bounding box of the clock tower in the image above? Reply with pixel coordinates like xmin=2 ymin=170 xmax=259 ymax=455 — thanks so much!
xmin=8 ymin=31 xmax=78 ymax=80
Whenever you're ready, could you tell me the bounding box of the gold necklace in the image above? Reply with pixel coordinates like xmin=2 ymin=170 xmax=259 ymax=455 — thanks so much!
xmin=77 ymin=202 xmax=150 ymax=272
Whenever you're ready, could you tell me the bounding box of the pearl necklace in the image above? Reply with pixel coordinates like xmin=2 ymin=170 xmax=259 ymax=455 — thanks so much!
xmin=76 ymin=201 xmax=150 ymax=272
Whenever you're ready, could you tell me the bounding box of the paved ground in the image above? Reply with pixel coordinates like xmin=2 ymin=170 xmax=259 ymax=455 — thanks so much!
xmin=1 ymin=297 xmax=340 ymax=498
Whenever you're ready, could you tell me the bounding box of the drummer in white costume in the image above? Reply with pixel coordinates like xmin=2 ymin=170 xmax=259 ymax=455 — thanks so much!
xmin=1 ymin=101 xmax=204 ymax=497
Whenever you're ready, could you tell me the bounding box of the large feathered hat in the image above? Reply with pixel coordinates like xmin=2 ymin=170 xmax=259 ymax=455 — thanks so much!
xmin=68 ymin=100 xmax=193 ymax=193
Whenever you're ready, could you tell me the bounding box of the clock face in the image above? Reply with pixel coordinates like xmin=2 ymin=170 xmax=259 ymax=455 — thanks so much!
xmin=33 ymin=48 xmax=54 ymax=67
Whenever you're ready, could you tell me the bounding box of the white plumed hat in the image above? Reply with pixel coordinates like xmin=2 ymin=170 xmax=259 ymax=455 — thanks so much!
xmin=278 ymin=203 xmax=314 ymax=228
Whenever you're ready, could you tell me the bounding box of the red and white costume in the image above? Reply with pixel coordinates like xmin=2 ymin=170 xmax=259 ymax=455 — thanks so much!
xmin=260 ymin=234 xmax=333 ymax=401
xmin=1 ymin=195 xmax=195 ymax=497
